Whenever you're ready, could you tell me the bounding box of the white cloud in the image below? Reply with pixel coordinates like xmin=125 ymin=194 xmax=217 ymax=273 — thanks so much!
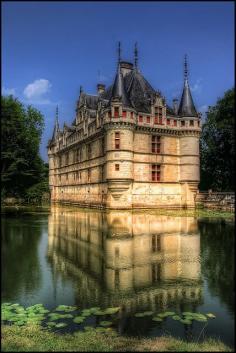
xmin=2 ymin=87 xmax=16 ymax=95
xmin=23 ymin=79 xmax=52 ymax=101
xmin=190 ymin=78 xmax=203 ymax=93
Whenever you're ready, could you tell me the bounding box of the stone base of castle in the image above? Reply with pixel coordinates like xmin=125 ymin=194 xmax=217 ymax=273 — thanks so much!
xmin=50 ymin=182 xmax=198 ymax=209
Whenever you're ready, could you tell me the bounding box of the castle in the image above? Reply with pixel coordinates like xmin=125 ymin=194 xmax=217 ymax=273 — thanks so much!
xmin=48 ymin=44 xmax=201 ymax=209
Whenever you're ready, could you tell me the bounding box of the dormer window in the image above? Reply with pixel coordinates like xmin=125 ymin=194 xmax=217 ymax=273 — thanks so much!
xmin=181 ymin=120 xmax=185 ymax=126
xmin=114 ymin=107 xmax=119 ymax=118
xmin=190 ymin=120 xmax=194 ymax=126
xmin=122 ymin=111 xmax=127 ymax=118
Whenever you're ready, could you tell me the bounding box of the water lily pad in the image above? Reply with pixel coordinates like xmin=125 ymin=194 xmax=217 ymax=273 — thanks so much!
xmin=172 ymin=315 xmax=181 ymax=320
xmin=13 ymin=320 xmax=25 ymax=326
xmin=152 ymin=317 xmax=163 ymax=322
xmin=81 ymin=310 xmax=91 ymax=317
xmin=55 ymin=322 xmax=68 ymax=328
xmin=73 ymin=316 xmax=85 ymax=324
xmin=94 ymin=310 xmax=107 ymax=316
xmin=134 ymin=313 xmax=145 ymax=318
xmin=84 ymin=326 xmax=95 ymax=331
xmin=46 ymin=322 xmax=55 ymax=327
xmin=194 ymin=317 xmax=207 ymax=322
xmin=95 ymin=327 xmax=107 ymax=333
xmin=99 ymin=321 xmax=113 ymax=327
xmin=55 ymin=305 xmax=77 ymax=312
xmin=180 ymin=319 xmax=192 ymax=325
xmin=103 ymin=307 xmax=120 ymax=315
xmin=206 ymin=313 xmax=216 ymax=318
xmin=142 ymin=311 xmax=154 ymax=316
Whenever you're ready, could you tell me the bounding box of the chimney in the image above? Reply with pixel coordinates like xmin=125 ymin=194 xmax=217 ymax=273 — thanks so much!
xmin=97 ymin=84 xmax=105 ymax=95
xmin=173 ymin=98 xmax=178 ymax=115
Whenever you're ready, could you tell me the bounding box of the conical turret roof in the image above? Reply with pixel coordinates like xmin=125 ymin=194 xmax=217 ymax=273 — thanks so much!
xmin=178 ymin=56 xmax=197 ymax=117
xmin=110 ymin=63 xmax=131 ymax=107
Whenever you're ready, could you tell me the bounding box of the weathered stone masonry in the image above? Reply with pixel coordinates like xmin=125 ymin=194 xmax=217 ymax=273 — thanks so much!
xmin=48 ymin=48 xmax=201 ymax=209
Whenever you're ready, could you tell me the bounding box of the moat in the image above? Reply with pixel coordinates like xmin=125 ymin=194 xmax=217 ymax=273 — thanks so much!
xmin=1 ymin=206 xmax=234 ymax=348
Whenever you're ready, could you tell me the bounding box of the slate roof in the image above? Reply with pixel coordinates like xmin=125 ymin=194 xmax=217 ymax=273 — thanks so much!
xmin=178 ymin=79 xmax=197 ymax=117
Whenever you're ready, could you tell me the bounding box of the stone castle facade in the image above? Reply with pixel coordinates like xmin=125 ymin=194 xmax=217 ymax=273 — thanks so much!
xmin=48 ymin=46 xmax=201 ymax=209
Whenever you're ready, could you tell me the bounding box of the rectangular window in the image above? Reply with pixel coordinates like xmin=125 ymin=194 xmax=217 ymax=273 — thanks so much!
xmin=152 ymin=263 xmax=161 ymax=282
xmin=115 ymin=132 xmax=120 ymax=149
xmin=152 ymin=164 xmax=161 ymax=182
xmin=139 ymin=115 xmax=143 ymax=123
xmin=154 ymin=116 xmax=158 ymax=124
xmin=174 ymin=120 xmax=177 ymax=126
xmin=159 ymin=117 xmax=162 ymax=124
xmin=167 ymin=119 xmax=170 ymax=125
xmin=151 ymin=136 xmax=161 ymax=154
xmin=122 ymin=111 xmax=127 ymax=118
xmin=115 ymin=164 xmax=120 ymax=171
xmin=108 ymin=111 xmax=111 ymax=119
xmin=130 ymin=112 xmax=133 ymax=119
xmin=190 ymin=120 xmax=194 ymax=126
xmin=181 ymin=120 xmax=185 ymax=126
xmin=101 ymin=137 xmax=105 ymax=155
xmin=152 ymin=234 xmax=161 ymax=252
xmin=65 ymin=153 xmax=69 ymax=165
xmin=114 ymin=107 xmax=119 ymax=118
xmin=198 ymin=121 xmax=200 ymax=127
xmin=146 ymin=116 xmax=150 ymax=123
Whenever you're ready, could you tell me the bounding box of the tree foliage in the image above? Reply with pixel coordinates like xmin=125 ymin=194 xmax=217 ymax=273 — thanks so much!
xmin=200 ymin=88 xmax=234 ymax=191
xmin=1 ymin=95 xmax=48 ymax=199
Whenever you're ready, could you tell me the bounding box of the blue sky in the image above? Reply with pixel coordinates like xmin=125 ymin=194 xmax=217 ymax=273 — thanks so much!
xmin=2 ymin=1 xmax=234 ymax=161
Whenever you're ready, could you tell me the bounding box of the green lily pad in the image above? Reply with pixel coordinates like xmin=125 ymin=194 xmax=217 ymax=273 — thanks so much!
xmin=55 ymin=305 xmax=77 ymax=312
xmin=95 ymin=327 xmax=107 ymax=333
xmin=99 ymin=321 xmax=113 ymax=327
xmin=46 ymin=322 xmax=57 ymax=327
xmin=182 ymin=312 xmax=194 ymax=316
xmin=48 ymin=313 xmax=73 ymax=321
xmin=55 ymin=322 xmax=68 ymax=328
xmin=194 ymin=317 xmax=207 ymax=322
xmin=142 ymin=311 xmax=154 ymax=316
xmin=172 ymin=315 xmax=181 ymax=320
xmin=13 ymin=320 xmax=25 ymax=326
xmin=206 ymin=313 xmax=216 ymax=318
xmin=73 ymin=316 xmax=85 ymax=324
xmin=134 ymin=313 xmax=145 ymax=318
xmin=180 ymin=319 xmax=192 ymax=325
xmin=84 ymin=326 xmax=95 ymax=331
xmin=94 ymin=310 xmax=107 ymax=316
xmin=81 ymin=310 xmax=91 ymax=317
xmin=152 ymin=317 xmax=163 ymax=322
xmin=103 ymin=307 xmax=120 ymax=315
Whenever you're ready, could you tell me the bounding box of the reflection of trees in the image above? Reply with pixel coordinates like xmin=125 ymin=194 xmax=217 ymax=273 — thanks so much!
xmin=199 ymin=219 xmax=234 ymax=313
xmin=1 ymin=215 xmax=42 ymax=301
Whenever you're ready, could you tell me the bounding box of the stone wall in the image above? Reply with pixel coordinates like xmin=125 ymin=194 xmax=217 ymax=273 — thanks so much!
xmin=196 ymin=191 xmax=234 ymax=212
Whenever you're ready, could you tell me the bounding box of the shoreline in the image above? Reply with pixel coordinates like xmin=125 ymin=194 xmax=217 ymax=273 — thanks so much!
xmin=2 ymin=325 xmax=233 ymax=352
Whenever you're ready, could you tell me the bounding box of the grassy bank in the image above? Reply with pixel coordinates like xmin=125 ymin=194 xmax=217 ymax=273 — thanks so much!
xmin=2 ymin=325 xmax=232 ymax=352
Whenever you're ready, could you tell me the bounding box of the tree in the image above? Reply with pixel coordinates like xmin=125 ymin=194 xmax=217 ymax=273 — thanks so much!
xmin=200 ymin=88 xmax=234 ymax=191
xmin=1 ymin=95 xmax=46 ymax=198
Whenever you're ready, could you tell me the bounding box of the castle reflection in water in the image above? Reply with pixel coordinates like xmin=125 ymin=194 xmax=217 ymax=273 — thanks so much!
xmin=47 ymin=206 xmax=203 ymax=314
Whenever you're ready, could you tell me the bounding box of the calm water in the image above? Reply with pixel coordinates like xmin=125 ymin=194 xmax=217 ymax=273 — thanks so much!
xmin=1 ymin=206 xmax=235 ymax=347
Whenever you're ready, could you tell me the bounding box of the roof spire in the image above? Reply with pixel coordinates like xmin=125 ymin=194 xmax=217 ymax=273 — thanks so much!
xmin=178 ymin=55 xmax=198 ymax=117
xmin=118 ymin=41 xmax=121 ymax=64
xmin=52 ymin=105 xmax=60 ymax=140
xmin=134 ymin=42 xmax=138 ymax=68
xmin=184 ymin=54 xmax=188 ymax=81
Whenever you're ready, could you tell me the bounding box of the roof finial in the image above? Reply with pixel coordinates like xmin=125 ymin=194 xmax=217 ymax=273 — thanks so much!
xmin=118 ymin=41 xmax=121 ymax=64
xmin=184 ymin=54 xmax=188 ymax=81
xmin=134 ymin=42 xmax=138 ymax=68
xmin=55 ymin=105 xmax=59 ymax=125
